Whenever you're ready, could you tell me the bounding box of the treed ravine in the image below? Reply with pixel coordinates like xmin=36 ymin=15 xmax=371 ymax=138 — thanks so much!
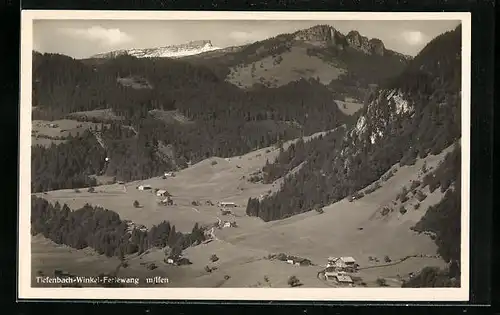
xmin=30 ymin=24 xmax=463 ymax=288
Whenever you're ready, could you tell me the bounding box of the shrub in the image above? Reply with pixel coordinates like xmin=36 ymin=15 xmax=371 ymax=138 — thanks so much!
xmin=381 ymin=207 xmax=391 ymax=216
xmin=276 ymin=253 xmax=288 ymax=261
xmin=384 ymin=255 xmax=392 ymax=263
xmin=365 ymin=181 xmax=382 ymax=195
xmin=133 ymin=200 xmax=140 ymax=208
xmin=410 ymin=180 xmax=421 ymax=190
xmin=211 ymin=160 xmax=218 ymax=166
xmin=415 ymin=190 xmax=427 ymax=202
xmin=376 ymin=278 xmax=388 ymax=287
xmin=248 ymin=175 xmax=262 ymax=183
xmin=315 ymin=207 xmax=324 ymax=214
xmin=74 ymin=189 xmax=81 ymax=193
xmin=204 ymin=266 xmax=212 ymax=273
xmin=264 ymin=275 xmax=270 ymax=283
xmin=210 ymin=254 xmax=219 ymax=262
xmin=147 ymin=263 xmax=157 ymax=270
xmin=399 ymin=206 xmax=407 ymax=215
xmin=400 ymin=195 xmax=409 ymax=203
xmin=414 ymin=203 xmax=421 ymax=210
xmin=177 ymin=258 xmax=192 ymax=265
xmin=429 ymin=181 xmax=440 ymax=193
xmin=421 ymin=162 xmax=428 ymax=173
xmin=87 ymin=187 xmax=95 ymax=193
xmin=352 ymin=191 xmax=365 ymax=199
xmin=287 ymin=276 xmax=302 ymax=287
xmin=224 ymin=275 xmax=231 ymax=280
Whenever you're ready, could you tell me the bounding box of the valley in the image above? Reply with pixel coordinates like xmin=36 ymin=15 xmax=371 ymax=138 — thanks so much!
xmin=28 ymin=22 xmax=463 ymax=290
xmin=32 ymin=131 xmax=455 ymax=288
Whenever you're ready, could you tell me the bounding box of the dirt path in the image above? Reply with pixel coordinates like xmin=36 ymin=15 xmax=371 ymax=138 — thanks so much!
xmin=316 ymin=269 xmax=338 ymax=287
xmin=358 ymin=254 xmax=441 ymax=271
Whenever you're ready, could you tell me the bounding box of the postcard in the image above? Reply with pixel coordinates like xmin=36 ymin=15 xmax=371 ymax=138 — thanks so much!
xmin=19 ymin=10 xmax=471 ymax=301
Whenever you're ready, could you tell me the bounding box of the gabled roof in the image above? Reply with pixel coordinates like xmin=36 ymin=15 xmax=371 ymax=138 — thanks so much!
xmin=340 ymin=256 xmax=356 ymax=263
xmin=336 ymin=275 xmax=353 ymax=283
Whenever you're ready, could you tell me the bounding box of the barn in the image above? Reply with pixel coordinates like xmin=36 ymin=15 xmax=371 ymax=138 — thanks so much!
xmin=156 ymin=189 xmax=171 ymax=197
xmin=137 ymin=184 xmax=152 ymax=191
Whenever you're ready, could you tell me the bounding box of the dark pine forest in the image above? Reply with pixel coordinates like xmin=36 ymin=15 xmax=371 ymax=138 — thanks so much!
xmin=31 ymin=51 xmax=354 ymax=192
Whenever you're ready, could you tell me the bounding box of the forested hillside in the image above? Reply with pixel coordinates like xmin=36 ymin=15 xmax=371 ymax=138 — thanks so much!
xmin=32 ymin=52 xmax=352 ymax=189
xmin=31 ymin=130 xmax=106 ymax=192
xmin=413 ymin=144 xmax=461 ymax=264
xmin=248 ymin=25 xmax=462 ymax=221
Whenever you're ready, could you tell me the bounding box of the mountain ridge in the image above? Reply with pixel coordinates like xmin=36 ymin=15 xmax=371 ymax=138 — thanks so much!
xmin=90 ymin=25 xmax=413 ymax=62
xmin=90 ymin=40 xmax=220 ymax=59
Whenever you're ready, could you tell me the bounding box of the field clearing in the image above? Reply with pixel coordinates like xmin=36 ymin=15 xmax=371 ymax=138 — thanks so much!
xmin=31 ymin=234 xmax=120 ymax=279
xmin=66 ymin=109 xmax=125 ymax=121
xmin=148 ymin=109 xmax=194 ymax=125
xmin=335 ymin=99 xmax=364 ymax=115
xmin=226 ymin=46 xmax=346 ymax=88
xmin=31 ymin=137 xmax=66 ymax=147
xmin=31 ymin=119 xmax=109 ymax=147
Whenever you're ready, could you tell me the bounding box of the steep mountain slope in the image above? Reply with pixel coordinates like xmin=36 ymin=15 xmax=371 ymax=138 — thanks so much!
xmin=91 ymin=40 xmax=220 ymax=59
xmin=245 ymin=24 xmax=462 ymax=286
xmin=249 ymin=24 xmax=461 ymax=222
xmin=184 ymin=25 xmax=410 ymax=102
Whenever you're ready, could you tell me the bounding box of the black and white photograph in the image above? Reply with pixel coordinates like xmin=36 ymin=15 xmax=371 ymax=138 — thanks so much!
xmin=18 ymin=11 xmax=471 ymax=301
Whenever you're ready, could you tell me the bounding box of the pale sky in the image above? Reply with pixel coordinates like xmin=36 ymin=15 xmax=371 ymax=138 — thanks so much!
xmin=33 ymin=20 xmax=461 ymax=59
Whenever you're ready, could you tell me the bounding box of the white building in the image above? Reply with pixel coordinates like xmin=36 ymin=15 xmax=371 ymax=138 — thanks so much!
xmin=137 ymin=184 xmax=152 ymax=191
xmin=218 ymin=202 xmax=237 ymax=208
xmin=336 ymin=274 xmax=354 ymax=284
xmin=156 ymin=189 xmax=170 ymax=197
xmin=327 ymin=256 xmax=357 ymax=270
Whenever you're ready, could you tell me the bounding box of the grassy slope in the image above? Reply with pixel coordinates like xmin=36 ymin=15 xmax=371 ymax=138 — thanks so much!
xmin=31 ymin=119 xmax=108 ymax=147
xmin=33 ymin=130 xmax=454 ymax=287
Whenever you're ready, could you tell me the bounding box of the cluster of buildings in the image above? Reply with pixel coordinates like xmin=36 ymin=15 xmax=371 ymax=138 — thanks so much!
xmin=218 ymin=220 xmax=237 ymax=229
xmin=217 ymin=201 xmax=238 ymax=208
xmin=285 ymin=256 xmax=312 ymax=267
xmin=324 ymin=256 xmax=358 ymax=284
xmin=136 ymin=185 xmax=171 ymax=197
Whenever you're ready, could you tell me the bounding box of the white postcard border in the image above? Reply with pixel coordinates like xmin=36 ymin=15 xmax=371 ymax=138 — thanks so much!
xmin=19 ymin=10 xmax=472 ymax=301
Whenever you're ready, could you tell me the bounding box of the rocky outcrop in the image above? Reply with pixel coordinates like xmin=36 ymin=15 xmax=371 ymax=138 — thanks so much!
xmin=293 ymin=24 xmax=346 ymax=48
xmin=294 ymin=25 xmax=389 ymax=56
